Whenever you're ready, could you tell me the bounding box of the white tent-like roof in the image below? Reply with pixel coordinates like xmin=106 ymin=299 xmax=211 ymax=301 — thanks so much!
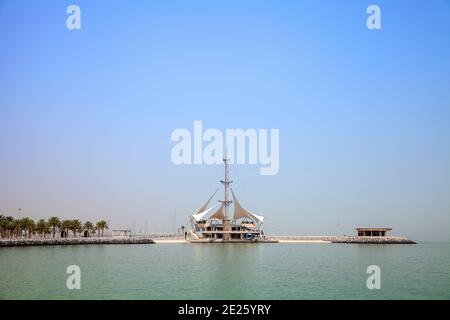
xmin=192 ymin=204 xmax=220 ymax=222
xmin=231 ymin=189 xmax=264 ymax=223
xmin=190 ymin=189 xmax=264 ymax=224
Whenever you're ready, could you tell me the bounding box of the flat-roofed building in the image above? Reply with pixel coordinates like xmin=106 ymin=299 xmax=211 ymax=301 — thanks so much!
xmin=356 ymin=228 xmax=392 ymax=237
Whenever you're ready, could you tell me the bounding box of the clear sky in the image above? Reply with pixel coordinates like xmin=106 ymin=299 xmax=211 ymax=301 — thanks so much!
xmin=1 ymin=0 xmax=449 ymax=241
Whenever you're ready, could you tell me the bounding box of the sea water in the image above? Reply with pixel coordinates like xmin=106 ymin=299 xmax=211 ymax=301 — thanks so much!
xmin=0 ymin=243 xmax=449 ymax=299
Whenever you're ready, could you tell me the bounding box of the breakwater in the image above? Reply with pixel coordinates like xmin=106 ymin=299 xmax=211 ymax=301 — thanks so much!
xmin=0 ymin=237 xmax=155 ymax=247
xmin=270 ymin=236 xmax=416 ymax=244
xmin=331 ymin=236 xmax=416 ymax=244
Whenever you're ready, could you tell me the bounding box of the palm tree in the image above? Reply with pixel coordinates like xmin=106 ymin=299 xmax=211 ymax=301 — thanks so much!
xmin=4 ymin=216 xmax=15 ymax=238
xmin=83 ymin=221 xmax=95 ymax=237
xmin=35 ymin=219 xmax=50 ymax=238
xmin=21 ymin=218 xmax=35 ymax=238
xmin=12 ymin=219 xmax=21 ymax=238
xmin=48 ymin=217 xmax=61 ymax=238
xmin=18 ymin=218 xmax=27 ymax=238
xmin=61 ymin=220 xmax=72 ymax=238
xmin=70 ymin=220 xmax=83 ymax=238
xmin=0 ymin=215 xmax=6 ymax=238
xmin=27 ymin=218 xmax=35 ymax=238
xmin=1 ymin=216 xmax=114 ymax=239
xmin=73 ymin=220 xmax=83 ymax=237
xmin=96 ymin=220 xmax=108 ymax=237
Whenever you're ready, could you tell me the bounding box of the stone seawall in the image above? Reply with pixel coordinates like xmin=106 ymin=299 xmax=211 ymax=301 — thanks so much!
xmin=0 ymin=237 xmax=155 ymax=247
xmin=331 ymin=236 xmax=416 ymax=244
xmin=270 ymin=236 xmax=416 ymax=244
xmin=1 ymin=236 xmax=416 ymax=246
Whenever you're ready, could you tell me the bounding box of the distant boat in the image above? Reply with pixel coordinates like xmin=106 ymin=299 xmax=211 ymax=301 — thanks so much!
xmin=187 ymin=153 xmax=277 ymax=243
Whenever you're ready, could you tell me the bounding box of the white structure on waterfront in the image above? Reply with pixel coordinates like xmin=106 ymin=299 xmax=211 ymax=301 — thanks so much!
xmin=112 ymin=230 xmax=131 ymax=238
xmin=187 ymin=153 xmax=274 ymax=243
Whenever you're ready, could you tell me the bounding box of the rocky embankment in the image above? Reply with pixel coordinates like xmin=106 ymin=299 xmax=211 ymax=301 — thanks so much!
xmin=270 ymin=236 xmax=416 ymax=244
xmin=331 ymin=236 xmax=416 ymax=244
xmin=0 ymin=237 xmax=155 ymax=247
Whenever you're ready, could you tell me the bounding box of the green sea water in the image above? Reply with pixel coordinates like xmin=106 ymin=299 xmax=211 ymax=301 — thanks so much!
xmin=0 ymin=243 xmax=449 ymax=300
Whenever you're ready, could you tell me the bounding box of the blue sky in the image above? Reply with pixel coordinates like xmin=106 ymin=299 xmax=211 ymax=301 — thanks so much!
xmin=1 ymin=0 xmax=450 ymax=241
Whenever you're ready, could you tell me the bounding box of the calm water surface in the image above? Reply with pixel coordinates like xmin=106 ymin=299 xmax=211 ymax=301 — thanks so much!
xmin=1 ymin=243 xmax=449 ymax=299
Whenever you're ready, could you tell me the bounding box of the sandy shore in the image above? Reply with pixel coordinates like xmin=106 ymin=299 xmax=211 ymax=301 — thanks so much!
xmin=153 ymin=239 xmax=331 ymax=244
xmin=152 ymin=239 xmax=188 ymax=244
xmin=277 ymin=240 xmax=332 ymax=243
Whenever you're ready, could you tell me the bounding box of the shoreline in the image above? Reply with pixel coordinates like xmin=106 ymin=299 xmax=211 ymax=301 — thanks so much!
xmin=0 ymin=235 xmax=416 ymax=247
xmin=277 ymin=240 xmax=332 ymax=243
xmin=152 ymin=239 xmax=331 ymax=244
xmin=152 ymin=239 xmax=187 ymax=244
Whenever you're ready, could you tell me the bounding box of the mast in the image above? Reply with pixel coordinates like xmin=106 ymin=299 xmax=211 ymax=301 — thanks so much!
xmin=220 ymin=150 xmax=233 ymax=220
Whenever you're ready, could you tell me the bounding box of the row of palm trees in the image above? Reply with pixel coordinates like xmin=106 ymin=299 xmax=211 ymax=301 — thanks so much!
xmin=0 ymin=215 xmax=109 ymax=239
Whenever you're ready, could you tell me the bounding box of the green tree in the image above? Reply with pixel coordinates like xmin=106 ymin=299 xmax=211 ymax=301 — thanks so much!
xmin=0 ymin=215 xmax=6 ymax=238
xmin=70 ymin=220 xmax=83 ymax=238
xmin=83 ymin=221 xmax=95 ymax=237
xmin=35 ymin=219 xmax=50 ymax=238
xmin=61 ymin=220 xmax=72 ymax=238
xmin=12 ymin=219 xmax=21 ymax=238
xmin=48 ymin=217 xmax=61 ymax=238
xmin=96 ymin=220 xmax=108 ymax=237
xmin=4 ymin=216 xmax=15 ymax=238
xmin=18 ymin=218 xmax=27 ymax=238
xmin=20 ymin=218 xmax=35 ymax=238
